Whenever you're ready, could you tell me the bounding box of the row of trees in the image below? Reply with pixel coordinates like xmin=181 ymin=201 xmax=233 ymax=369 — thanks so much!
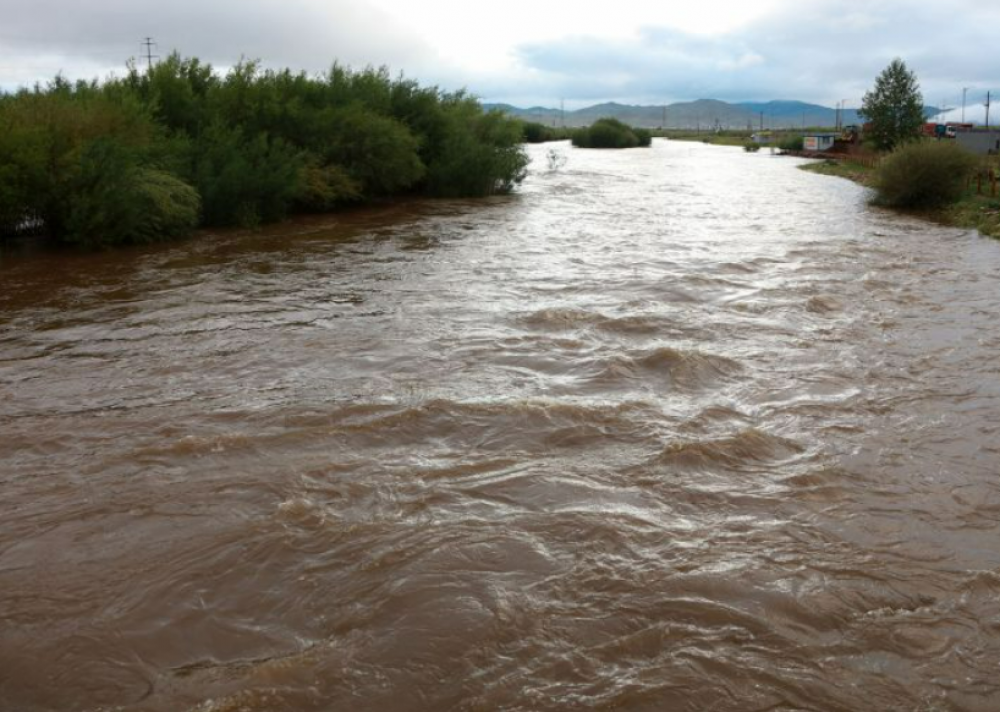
xmin=0 ymin=55 xmax=530 ymax=247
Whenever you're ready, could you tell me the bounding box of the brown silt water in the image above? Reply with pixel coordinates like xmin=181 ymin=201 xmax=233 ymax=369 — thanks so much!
xmin=2 ymin=141 xmax=1000 ymax=711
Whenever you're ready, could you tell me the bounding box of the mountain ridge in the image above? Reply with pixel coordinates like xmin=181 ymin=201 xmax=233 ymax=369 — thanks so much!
xmin=484 ymin=99 xmax=941 ymax=130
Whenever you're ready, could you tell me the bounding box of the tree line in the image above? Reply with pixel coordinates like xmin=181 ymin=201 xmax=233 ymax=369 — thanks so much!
xmin=0 ymin=54 xmax=530 ymax=247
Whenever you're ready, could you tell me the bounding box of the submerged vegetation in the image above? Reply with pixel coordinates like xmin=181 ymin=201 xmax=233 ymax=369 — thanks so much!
xmin=520 ymin=121 xmax=572 ymax=144
xmin=0 ymin=54 xmax=529 ymax=247
xmin=572 ymin=118 xmax=652 ymax=149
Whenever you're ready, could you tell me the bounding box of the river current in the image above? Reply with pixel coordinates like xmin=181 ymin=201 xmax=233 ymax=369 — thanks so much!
xmin=2 ymin=141 xmax=1000 ymax=711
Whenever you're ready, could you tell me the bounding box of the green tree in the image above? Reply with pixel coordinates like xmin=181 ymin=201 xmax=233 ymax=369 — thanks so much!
xmin=859 ymin=58 xmax=925 ymax=151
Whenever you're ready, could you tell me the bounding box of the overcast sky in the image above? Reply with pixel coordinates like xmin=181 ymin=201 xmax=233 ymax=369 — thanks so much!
xmin=2 ymin=0 xmax=998 ymax=119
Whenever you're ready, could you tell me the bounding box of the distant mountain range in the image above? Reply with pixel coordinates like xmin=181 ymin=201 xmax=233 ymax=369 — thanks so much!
xmin=484 ymin=99 xmax=943 ymax=130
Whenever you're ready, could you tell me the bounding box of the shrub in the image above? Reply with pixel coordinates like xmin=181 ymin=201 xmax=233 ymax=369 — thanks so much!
xmin=62 ymin=138 xmax=200 ymax=247
xmin=0 ymin=87 xmax=172 ymax=239
xmin=572 ymin=118 xmax=650 ymax=149
xmin=322 ymin=103 xmax=424 ymax=195
xmin=743 ymin=142 xmax=760 ymax=152
xmin=296 ymin=160 xmax=362 ymax=211
xmin=522 ymin=121 xmax=551 ymax=143
xmin=873 ymin=141 xmax=977 ymax=208
xmin=425 ymin=102 xmax=529 ymax=197
xmin=778 ymin=135 xmax=804 ymax=151
xmin=1 ymin=55 xmax=533 ymax=245
xmin=193 ymin=122 xmax=304 ymax=226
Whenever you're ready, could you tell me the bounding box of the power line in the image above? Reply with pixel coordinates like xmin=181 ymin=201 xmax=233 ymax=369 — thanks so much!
xmin=141 ymin=37 xmax=158 ymax=71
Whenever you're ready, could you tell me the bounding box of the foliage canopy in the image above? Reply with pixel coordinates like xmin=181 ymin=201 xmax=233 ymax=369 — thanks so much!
xmin=872 ymin=141 xmax=977 ymax=209
xmin=0 ymin=54 xmax=530 ymax=246
xmin=859 ymin=59 xmax=925 ymax=152
xmin=572 ymin=118 xmax=652 ymax=149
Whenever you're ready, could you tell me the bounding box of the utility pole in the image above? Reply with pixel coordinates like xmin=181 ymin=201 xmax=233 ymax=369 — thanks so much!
xmin=141 ymin=37 xmax=158 ymax=71
xmin=560 ymin=98 xmax=565 ymax=129
xmin=759 ymin=111 xmax=763 ymax=131
xmin=962 ymin=87 xmax=969 ymax=123
xmin=986 ymin=91 xmax=992 ymax=129
xmin=662 ymin=105 xmax=666 ymax=129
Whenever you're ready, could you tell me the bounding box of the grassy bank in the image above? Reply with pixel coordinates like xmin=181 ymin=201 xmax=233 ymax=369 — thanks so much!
xmin=660 ymin=130 xmax=751 ymax=147
xmin=800 ymin=158 xmax=1000 ymax=238
xmin=800 ymin=159 xmax=876 ymax=186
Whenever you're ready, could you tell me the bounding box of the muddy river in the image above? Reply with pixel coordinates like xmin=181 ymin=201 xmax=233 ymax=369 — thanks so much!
xmin=2 ymin=141 xmax=999 ymax=711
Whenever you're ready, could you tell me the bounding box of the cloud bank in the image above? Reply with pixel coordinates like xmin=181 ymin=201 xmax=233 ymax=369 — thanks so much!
xmin=503 ymin=0 xmax=1000 ymax=112
xmin=1 ymin=0 xmax=998 ymax=118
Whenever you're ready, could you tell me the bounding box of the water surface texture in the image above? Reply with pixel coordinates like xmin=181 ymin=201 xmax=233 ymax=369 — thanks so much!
xmin=3 ymin=142 xmax=1000 ymax=711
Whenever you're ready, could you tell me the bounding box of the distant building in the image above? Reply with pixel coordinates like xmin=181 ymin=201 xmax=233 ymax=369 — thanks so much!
xmin=956 ymin=128 xmax=1000 ymax=155
xmin=803 ymin=133 xmax=837 ymax=152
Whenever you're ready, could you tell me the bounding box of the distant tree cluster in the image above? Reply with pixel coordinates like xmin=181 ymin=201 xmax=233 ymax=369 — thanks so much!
xmin=0 ymin=54 xmax=529 ymax=247
xmin=571 ymin=118 xmax=652 ymax=149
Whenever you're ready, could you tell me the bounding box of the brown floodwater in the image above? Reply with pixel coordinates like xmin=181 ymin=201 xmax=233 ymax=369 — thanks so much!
xmin=2 ymin=141 xmax=1000 ymax=712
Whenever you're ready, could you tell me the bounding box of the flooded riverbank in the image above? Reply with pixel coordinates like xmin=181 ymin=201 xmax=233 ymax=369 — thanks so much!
xmin=2 ymin=140 xmax=999 ymax=711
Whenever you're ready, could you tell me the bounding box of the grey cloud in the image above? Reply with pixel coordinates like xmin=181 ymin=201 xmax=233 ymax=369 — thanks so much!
xmin=4 ymin=0 xmax=999 ymax=111
xmin=503 ymin=0 xmax=1000 ymax=107
xmin=0 ymin=0 xmax=437 ymax=87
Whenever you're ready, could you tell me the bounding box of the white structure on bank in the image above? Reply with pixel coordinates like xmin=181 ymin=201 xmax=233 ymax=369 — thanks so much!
xmin=803 ymin=134 xmax=837 ymax=152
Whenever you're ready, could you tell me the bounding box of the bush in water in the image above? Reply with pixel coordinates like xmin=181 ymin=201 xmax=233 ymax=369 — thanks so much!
xmin=0 ymin=53 xmax=530 ymax=245
xmin=778 ymin=135 xmax=804 ymax=151
xmin=63 ymin=138 xmax=200 ymax=247
xmin=572 ymin=118 xmax=651 ymax=149
xmin=425 ymin=100 xmax=529 ymax=197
